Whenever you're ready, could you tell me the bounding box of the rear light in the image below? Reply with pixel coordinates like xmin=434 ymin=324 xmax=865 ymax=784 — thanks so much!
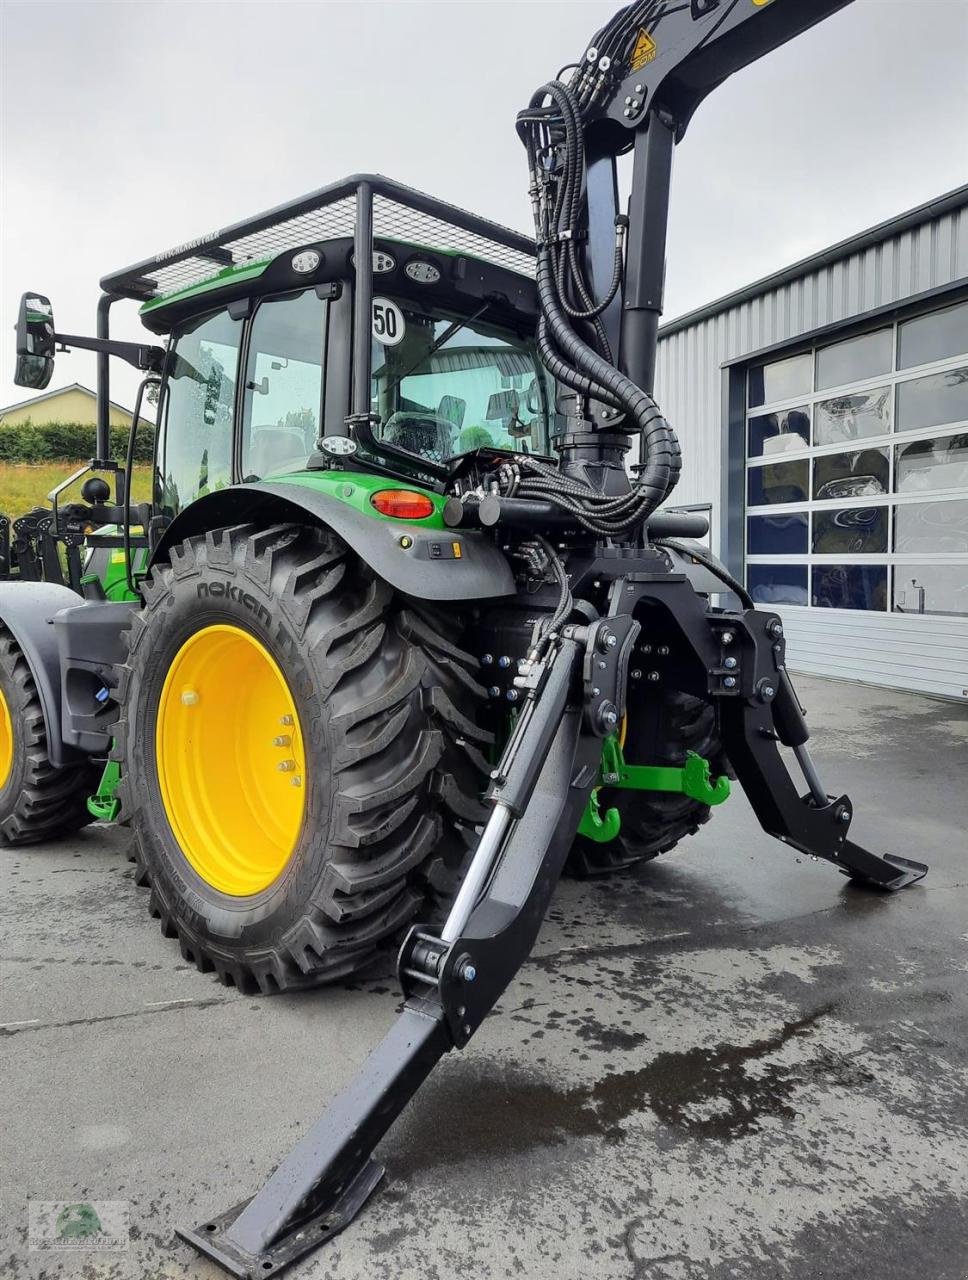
xmin=370 ymin=489 xmax=435 ymax=520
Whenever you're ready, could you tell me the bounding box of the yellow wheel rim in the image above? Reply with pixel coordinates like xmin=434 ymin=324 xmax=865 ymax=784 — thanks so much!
xmin=0 ymin=685 xmax=13 ymax=791
xmin=156 ymin=624 xmax=306 ymax=896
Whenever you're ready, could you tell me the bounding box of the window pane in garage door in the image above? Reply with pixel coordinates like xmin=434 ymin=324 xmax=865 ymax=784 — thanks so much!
xmin=814 ymin=387 xmax=891 ymax=446
xmin=747 ymin=513 xmax=808 ymax=555
xmin=813 ymin=506 xmax=888 ymax=554
xmin=816 ymin=328 xmax=891 ymax=391
xmin=895 ymin=433 xmax=968 ymax=492
xmin=812 ymin=565 xmax=887 ymax=610
xmin=747 ymin=458 xmax=809 ymax=505
xmin=893 ymin=563 xmax=968 ymax=616
xmin=894 ymin=499 xmax=968 ymax=553
xmin=748 ymin=406 xmax=810 ymax=457
xmin=813 ymin=447 xmax=889 ymax=501
xmin=896 ymin=366 xmax=968 ymax=432
xmin=747 ymin=564 xmax=808 ymax=606
xmin=747 ymin=352 xmax=812 ymax=408
xmin=898 ymin=299 xmax=968 ymax=370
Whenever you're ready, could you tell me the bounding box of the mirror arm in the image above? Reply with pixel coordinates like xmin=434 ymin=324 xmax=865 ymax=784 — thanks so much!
xmin=52 ymin=332 xmax=165 ymax=373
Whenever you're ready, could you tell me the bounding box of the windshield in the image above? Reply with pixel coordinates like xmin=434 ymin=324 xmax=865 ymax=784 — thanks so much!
xmin=370 ymin=300 xmax=553 ymax=465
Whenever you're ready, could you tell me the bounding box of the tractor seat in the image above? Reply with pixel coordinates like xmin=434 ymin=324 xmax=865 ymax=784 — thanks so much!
xmin=383 ymin=412 xmax=454 ymax=464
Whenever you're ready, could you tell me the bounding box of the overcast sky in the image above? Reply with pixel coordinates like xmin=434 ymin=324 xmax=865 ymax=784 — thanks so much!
xmin=2 ymin=0 xmax=966 ymax=416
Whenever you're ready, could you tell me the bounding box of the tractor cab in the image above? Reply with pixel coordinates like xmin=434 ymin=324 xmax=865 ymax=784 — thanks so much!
xmin=140 ymin=235 xmax=554 ymax=522
xmin=5 ymin=176 xmax=546 ymax=584
xmin=95 ymin=177 xmax=551 ymax=525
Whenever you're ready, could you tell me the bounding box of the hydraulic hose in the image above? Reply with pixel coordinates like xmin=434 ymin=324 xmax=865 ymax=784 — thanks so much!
xmin=517 ymin=73 xmax=683 ymax=524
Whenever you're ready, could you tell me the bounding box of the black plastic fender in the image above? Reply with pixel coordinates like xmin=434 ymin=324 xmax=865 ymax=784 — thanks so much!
xmin=150 ymin=482 xmax=517 ymax=602
xmin=0 ymin=582 xmax=84 ymax=768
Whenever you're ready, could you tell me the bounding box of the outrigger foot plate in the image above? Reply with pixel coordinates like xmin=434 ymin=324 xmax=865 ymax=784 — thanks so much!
xmin=176 ymin=1160 xmax=385 ymax=1279
xmin=843 ymin=848 xmax=929 ymax=891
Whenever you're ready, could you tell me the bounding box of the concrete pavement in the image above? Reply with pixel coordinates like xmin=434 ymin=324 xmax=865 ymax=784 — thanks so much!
xmin=2 ymin=674 xmax=966 ymax=1279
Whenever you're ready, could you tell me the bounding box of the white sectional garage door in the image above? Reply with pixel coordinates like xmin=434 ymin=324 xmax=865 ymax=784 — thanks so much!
xmin=743 ymin=297 xmax=968 ymax=699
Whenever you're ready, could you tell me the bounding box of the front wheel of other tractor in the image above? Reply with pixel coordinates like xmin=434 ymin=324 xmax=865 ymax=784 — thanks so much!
xmin=114 ymin=522 xmax=490 ymax=994
xmin=566 ymin=689 xmax=730 ymax=877
xmin=0 ymin=626 xmax=100 ymax=846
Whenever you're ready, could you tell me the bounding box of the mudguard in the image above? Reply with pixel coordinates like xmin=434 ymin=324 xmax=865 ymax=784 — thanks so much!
xmin=150 ymin=482 xmax=517 ymax=602
xmin=0 ymin=581 xmax=84 ymax=768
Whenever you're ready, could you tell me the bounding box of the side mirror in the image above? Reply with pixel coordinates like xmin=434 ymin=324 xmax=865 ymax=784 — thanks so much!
xmin=14 ymin=292 xmax=56 ymax=390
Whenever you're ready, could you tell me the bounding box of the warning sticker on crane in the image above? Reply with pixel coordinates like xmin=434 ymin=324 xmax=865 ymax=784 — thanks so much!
xmin=629 ymin=29 xmax=657 ymax=72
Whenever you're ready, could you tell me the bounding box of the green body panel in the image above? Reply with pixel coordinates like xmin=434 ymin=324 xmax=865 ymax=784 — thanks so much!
xmin=82 ymin=529 xmax=149 ymax=601
xmin=87 ymin=759 xmax=121 ymax=822
xmin=259 ymin=469 xmax=448 ymax=529
xmin=578 ymin=737 xmax=731 ymax=844
xmin=139 ymin=259 xmax=272 ymax=316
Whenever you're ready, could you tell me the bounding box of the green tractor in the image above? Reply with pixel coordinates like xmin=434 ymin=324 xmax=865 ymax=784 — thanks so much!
xmin=1 ymin=2 xmax=927 ymax=1273
xmin=1 ymin=179 xmax=732 ymax=992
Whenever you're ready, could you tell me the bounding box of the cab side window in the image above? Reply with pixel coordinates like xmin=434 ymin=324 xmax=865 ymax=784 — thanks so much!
xmin=241 ymin=289 xmax=327 ymax=481
xmin=157 ymin=309 xmax=241 ymax=517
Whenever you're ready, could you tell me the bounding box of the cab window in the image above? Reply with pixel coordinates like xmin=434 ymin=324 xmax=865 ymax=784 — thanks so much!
xmin=240 ymin=289 xmax=327 ymax=481
xmin=370 ymin=301 xmax=552 ymax=465
xmin=157 ymin=308 xmax=241 ymax=517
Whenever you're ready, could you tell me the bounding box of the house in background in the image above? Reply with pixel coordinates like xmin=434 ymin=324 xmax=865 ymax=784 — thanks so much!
xmin=0 ymin=383 xmax=152 ymax=429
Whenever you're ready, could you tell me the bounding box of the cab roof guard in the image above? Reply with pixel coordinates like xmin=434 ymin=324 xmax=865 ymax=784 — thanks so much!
xmin=99 ymin=174 xmax=537 ymax=304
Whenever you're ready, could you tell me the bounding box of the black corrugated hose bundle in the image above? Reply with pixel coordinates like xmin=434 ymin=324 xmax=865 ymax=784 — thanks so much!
xmin=514 ymin=72 xmax=681 ymax=540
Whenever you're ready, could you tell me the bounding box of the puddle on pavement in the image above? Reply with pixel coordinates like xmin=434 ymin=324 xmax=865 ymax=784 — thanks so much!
xmin=392 ymin=1002 xmax=867 ymax=1178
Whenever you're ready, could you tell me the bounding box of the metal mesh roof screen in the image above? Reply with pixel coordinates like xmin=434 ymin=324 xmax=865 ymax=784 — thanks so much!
xmin=101 ymin=176 xmax=536 ymax=302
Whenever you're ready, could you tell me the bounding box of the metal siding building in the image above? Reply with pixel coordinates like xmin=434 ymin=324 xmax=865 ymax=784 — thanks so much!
xmin=656 ymin=187 xmax=968 ymax=700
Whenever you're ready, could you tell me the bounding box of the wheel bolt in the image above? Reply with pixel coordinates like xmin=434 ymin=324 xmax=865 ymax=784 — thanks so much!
xmin=291 ymin=776 xmax=302 ymax=787
xmin=481 ymin=653 xmax=494 ymax=666
xmin=277 ymin=760 xmax=296 ymax=772
xmin=180 ymin=689 xmax=199 ymax=707
xmin=280 ymin=714 xmax=294 ymax=726
xmin=506 ymin=689 xmax=519 ymax=703
xmin=273 ymin=735 xmax=292 ymax=747
xmin=497 ymin=656 xmax=511 ymax=669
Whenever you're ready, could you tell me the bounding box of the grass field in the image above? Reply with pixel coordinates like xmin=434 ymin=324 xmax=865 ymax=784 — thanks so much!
xmin=0 ymin=463 xmax=152 ymax=517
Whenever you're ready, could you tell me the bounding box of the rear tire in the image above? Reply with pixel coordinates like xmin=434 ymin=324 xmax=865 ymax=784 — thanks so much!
xmin=567 ymin=689 xmax=730 ymax=877
xmin=0 ymin=626 xmax=99 ymax=846
xmin=115 ymin=522 xmax=491 ymax=993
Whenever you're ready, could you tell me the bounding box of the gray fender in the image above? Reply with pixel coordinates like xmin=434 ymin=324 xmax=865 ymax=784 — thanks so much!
xmin=0 ymin=582 xmax=84 ymax=768
xmin=151 ymin=482 xmax=517 ymax=601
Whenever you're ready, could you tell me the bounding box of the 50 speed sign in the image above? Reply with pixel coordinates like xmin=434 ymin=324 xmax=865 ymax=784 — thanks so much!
xmin=372 ymin=298 xmax=405 ymax=346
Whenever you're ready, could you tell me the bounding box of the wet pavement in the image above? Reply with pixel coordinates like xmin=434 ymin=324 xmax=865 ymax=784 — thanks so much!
xmin=2 ymin=674 xmax=966 ymax=1279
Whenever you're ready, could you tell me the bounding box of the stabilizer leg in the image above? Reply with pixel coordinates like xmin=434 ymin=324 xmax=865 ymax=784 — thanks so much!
xmin=719 ymin=633 xmax=928 ymax=891
xmin=179 ymin=631 xmax=605 ymax=1277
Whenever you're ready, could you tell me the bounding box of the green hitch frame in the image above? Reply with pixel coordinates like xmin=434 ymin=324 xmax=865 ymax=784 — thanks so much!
xmin=578 ymin=734 xmax=730 ymax=844
xmin=87 ymin=759 xmax=122 ymax=822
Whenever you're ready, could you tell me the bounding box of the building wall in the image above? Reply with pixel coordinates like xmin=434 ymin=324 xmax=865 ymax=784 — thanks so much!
xmin=656 ymin=196 xmax=968 ymax=699
xmin=0 ymin=388 xmax=139 ymax=429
